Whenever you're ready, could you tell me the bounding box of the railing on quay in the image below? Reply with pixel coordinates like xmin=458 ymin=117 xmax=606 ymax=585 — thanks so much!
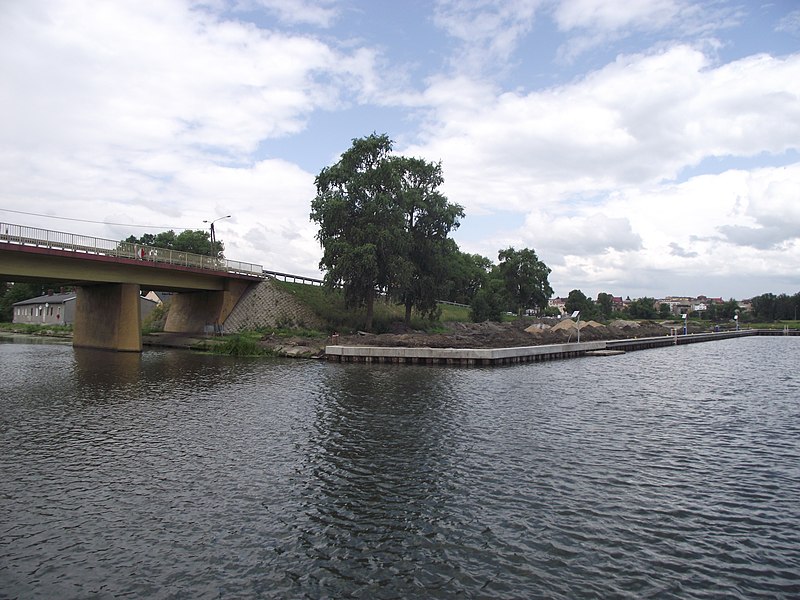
xmin=0 ymin=222 xmax=263 ymax=276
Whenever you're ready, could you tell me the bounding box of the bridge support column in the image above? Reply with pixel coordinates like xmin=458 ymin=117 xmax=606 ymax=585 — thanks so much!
xmin=73 ymin=283 xmax=143 ymax=352
xmin=164 ymin=280 xmax=252 ymax=334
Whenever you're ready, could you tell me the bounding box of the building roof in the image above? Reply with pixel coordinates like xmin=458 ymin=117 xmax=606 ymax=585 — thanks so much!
xmin=13 ymin=292 xmax=77 ymax=306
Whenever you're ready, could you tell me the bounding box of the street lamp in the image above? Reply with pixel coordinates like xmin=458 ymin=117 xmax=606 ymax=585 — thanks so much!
xmin=571 ymin=310 xmax=581 ymax=343
xmin=203 ymin=215 xmax=231 ymax=258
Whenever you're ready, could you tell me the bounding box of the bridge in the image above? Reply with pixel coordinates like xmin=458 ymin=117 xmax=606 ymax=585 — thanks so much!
xmin=1 ymin=222 xmax=264 ymax=351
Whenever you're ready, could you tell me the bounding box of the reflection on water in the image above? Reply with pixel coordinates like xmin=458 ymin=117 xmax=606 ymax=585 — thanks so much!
xmin=1 ymin=338 xmax=799 ymax=598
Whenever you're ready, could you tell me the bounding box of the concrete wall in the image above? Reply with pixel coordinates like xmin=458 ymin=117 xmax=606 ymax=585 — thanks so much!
xmin=222 ymin=279 xmax=323 ymax=332
xmin=14 ymin=296 xmax=156 ymax=326
xmin=163 ymin=279 xmax=253 ymax=334
xmin=73 ymin=283 xmax=142 ymax=352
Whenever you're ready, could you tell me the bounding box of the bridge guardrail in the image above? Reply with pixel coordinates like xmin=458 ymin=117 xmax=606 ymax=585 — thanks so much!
xmin=0 ymin=221 xmax=263 ymax=276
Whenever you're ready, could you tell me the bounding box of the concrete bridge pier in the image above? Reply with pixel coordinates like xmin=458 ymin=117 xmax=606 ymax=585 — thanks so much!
xmin=164 ymin=279 xmax=252 ymax=335
xmin=73 ymin=283 xmax=143 ymax=352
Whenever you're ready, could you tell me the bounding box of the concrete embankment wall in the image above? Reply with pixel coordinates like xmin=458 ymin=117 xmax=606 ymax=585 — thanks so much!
xmin=222 ymin=278 xmax=323 ymax=332
xmin=326 ymin=329 xmax=796 ymax=366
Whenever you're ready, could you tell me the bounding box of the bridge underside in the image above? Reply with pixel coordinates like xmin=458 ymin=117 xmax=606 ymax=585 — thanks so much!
xmin=2 ymin=243 xmax=258 ymax=352
xmin=164 ymin=279 xmax=251 ymax=335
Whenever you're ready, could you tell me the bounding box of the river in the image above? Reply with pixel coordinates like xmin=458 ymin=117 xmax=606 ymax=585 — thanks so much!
xmin=1 ymin=336 xmax=799 ymax=599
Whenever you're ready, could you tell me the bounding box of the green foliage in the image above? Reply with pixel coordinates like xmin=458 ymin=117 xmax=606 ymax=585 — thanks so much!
xmin=543 ymin=306 xmax=561 ymax=317
xmin=470 ymin=279 xmax=507 ymax=322
xmin=596 ymin=292 xmax=613 ymax=319
xmin=124 ymin=229 xmax=219 ymax=256
xmin=310 ymin=133 xmax=401 ymax=330
xmin=275 ymin=280 xmax=460 ymax=333
xmin=141 ymin=301 xmax=169 ymax=334
xmin=444 ymin=247 xmax=493 ymax=305
xmin=659 ymin=303 xmax=672 ymax=319
xmin=496 ymin=247 xmax=553 ymax=316
xmin=203 ymin=333 xmax=276 ymax=356
xmin=565 ymin=289 xmax=596 ymax=320
xmin=626 ymin=297 xmax=658 ymax=319
xmin=310 ymin=134 xmax=464 ymax=330
xmin=0 ymin=322 xmax=72 ymax=336
xmin=750 ymin=292 xmax=799 ymax=321
xmin=388 ymin=156 xmax=464 ymax=325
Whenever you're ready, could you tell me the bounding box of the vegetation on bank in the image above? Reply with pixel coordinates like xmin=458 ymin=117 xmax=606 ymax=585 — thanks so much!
xmin=275 ymin=280 xmax=470 ymax=334
xmin=195 ymin=332 xmax=277 ymax=357
xmin=0 ymin=322 xmax=73 ymax=337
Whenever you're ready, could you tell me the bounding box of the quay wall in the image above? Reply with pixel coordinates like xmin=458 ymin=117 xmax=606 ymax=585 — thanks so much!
xmin=326 ymin=329 xmax=795 ymax=366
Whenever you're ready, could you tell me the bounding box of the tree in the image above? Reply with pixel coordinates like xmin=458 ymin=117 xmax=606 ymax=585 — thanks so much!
xmin=124 ymin=229 xmax=219 ymax=256
xmin=389 ymin=156 xmax=464 ymax=326
xmin=626 ymin=297 xmax=658 ymax=319
xmin=596 ymin=292 xmax=613 ymax=319
xmin=445 ymin=247 xmax=493 ymax=305
xmin=659 ymin=303 xmax=672 ymax=319
xmin=565 ymin=289 xmax=596 ymax=319
xmin=470 ymin=278 xmax=507 ymax=322
xmin=311 ymin=134 xmax=466 ymax=330
xmin=496 ymin=247 xmax=553 ymax=316
xmin=750 ymin=293 xmax=776 ymax=321
xmin=310 ymin=134 xmax=405 ymax=331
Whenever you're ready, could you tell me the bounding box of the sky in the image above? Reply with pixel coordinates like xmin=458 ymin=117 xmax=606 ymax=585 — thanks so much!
xmin=1 ymin=0 xmax=799 ymax=300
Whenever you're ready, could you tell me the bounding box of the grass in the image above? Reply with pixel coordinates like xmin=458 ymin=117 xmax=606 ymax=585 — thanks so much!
xmin=273 ymin=280 xmax=472 ymax=333
xmin=0 ymin=322 xmax=73 ymax=337
xmin=198 ymin=332 xmax=277 ymax=356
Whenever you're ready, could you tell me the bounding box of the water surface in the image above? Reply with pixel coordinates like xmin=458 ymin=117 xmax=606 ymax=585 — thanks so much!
xmin=1 ymin=337 xmax=799 ymax=598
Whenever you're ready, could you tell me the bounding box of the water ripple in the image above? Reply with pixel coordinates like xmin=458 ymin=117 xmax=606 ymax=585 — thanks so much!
xmin=1 ymin=338 xmax=799 ymax=598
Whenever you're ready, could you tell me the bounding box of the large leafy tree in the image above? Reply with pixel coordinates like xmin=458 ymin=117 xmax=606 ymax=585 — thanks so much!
xmin=496 ymin=247 xmax=553 ymax=316
xmin=626 ymin=297 xmax=658 ymax=319
xmin=311 ymin=134 xmax=465 ymax=330
xmin=390 ymin=156 xmax=464 ymax=326
xmin=470 ymin=277 xmax=507 ymax=322
xmin=596 ymin=292 xmax=614 ymax=319
xmin=565 ymin=289 xmax=596 ymax=319
xmin=446 ymin=247 xmax=493 ymax=305
xmin=310 ymin=134 xmax=405 ymax=331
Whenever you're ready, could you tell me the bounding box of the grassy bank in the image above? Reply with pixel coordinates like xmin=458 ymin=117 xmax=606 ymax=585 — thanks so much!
xmin=274 ymin=280 xmax=471 ymax=333
xmin=0 ymin=322 xmax=73 ymax=337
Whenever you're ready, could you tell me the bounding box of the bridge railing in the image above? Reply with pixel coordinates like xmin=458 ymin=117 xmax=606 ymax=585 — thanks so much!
xmin=263 ymin=269 xmax=326 ymax=286
xmin=0 ymin=221 xmax=263 ymax=276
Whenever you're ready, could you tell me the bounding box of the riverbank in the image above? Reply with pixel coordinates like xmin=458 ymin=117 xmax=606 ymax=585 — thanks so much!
xmin=4 ymin=319 xmax=795 ymax=359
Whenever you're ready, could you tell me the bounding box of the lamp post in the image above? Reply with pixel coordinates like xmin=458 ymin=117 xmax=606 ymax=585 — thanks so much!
xmin=571 ymin=310 xmax=581 ymax=343
xmin=203 ymin=215 xmax=231 ymax=258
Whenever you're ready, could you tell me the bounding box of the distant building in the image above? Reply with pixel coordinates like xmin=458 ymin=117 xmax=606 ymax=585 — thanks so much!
xmin=12 ymin=291 xmax=76 ymax=325
xmin=143 ymin=290 xmax=174 ymax=306
xmin=548 ymin=297 xmax=567 ymax=315
xmin=13 ymin=291 xmax=157 ymax=326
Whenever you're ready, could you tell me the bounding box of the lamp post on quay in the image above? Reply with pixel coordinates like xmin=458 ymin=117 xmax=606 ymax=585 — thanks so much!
xmin=203 ymin=215 xmax=231 ymax=258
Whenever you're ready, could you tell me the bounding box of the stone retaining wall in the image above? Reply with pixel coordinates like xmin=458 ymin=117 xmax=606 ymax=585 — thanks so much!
xmin=222 ymin=279 xmax=323 ymax=332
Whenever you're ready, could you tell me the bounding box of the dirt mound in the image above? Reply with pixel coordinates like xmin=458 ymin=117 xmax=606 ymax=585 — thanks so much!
xmin=264 ymin=318 xmax=699 ymax=355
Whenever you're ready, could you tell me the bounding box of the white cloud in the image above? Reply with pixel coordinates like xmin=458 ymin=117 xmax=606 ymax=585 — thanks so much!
xmin=240 ymin=0 xmax=339 ymax=28
xmin=406 ymin=45 xmax=800 ymax=217
xmin=552 ymin=0 xmax=741 ymax=62
xmin=776 ymin=9 xmax=800 ymax=36
xmin=0 ymin=0 xmax=384 ymax=274
xmin=433 ymin=0 xmax=543 ymax=73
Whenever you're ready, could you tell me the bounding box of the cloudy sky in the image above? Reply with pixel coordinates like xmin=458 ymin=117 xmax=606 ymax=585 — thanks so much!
xmin=2 ymin=0 xmax=799 ymax=300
